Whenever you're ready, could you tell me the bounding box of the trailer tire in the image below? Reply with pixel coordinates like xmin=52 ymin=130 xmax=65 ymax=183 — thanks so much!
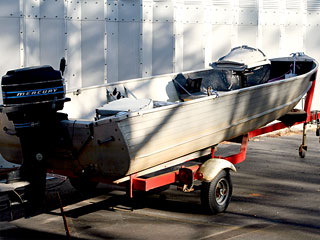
xmin=69 ymin=177 xmax=98 ymax=192
xmin=201 ymin=170 xmax=232 ymax=214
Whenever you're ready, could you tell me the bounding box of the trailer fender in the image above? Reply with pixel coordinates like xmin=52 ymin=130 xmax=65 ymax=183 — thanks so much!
xmin=198 ymin=158 xmax=236 ymax=182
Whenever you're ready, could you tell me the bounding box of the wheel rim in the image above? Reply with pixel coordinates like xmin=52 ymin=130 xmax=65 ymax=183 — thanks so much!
xmin=215 ymin=177 xmax=229 ymax=205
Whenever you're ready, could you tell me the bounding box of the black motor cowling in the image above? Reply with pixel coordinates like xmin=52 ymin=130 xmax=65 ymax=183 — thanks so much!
xmin=1 ymin=65 xmax=67 ymax=125
xmin=2 ymin=65 xmax=65 ymax=105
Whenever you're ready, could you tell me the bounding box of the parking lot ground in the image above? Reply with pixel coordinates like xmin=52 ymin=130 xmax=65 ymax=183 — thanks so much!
xmin=1 ymin=130 xmax=320 ymax=239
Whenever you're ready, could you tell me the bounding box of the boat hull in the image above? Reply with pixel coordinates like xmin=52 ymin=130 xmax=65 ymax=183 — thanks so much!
xmin=78 ymin=70 xmax=314 ymax=178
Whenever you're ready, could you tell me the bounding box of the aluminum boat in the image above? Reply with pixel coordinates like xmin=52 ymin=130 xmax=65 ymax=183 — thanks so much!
xmin=0 ymin=46 xmax=318 ymax=182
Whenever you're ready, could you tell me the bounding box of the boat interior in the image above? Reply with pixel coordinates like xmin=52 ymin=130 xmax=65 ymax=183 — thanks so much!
xmin=95 ymin=55 xmax=316 ymax=120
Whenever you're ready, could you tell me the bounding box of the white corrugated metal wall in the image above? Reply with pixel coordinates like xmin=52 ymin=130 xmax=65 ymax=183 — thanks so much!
xmin=0 ymin=0 xmax=320 ymax=108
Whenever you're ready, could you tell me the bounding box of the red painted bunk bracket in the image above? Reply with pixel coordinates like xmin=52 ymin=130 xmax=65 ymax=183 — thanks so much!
xmin=131 ymin=172 xmax=176 ymax=193
xmin=217 ymin=134 xmax=249 ymax=165
xmin=130 ymin=165 xmax=200 ymax=193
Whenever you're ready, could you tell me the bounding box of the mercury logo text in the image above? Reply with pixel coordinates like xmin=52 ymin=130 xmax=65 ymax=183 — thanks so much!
xmin=16 ymin=88 xmax=58 ymax=97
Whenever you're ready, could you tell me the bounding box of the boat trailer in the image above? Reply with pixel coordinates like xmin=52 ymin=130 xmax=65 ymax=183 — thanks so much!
xmin=53 ymin=74 xmax=320 ymax=215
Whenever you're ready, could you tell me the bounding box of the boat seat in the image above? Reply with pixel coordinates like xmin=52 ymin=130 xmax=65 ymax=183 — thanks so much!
xmin=96 ymin=98 xmax=153 ymax=118
xmin=173 ymin=74 xmax=223 ymax=101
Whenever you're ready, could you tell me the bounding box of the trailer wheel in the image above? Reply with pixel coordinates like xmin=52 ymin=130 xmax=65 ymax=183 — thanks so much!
xmin=201 ymin=170 xmax=232 ymax=214
xmin=69 ymin=177 xmax=98 ymax=192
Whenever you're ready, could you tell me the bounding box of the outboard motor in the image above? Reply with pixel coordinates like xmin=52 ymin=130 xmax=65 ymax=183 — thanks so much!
xmin=1 ymin=62 xmax=69 ymax=213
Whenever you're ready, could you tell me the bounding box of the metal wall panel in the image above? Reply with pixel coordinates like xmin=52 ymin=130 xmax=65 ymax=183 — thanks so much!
xmin=237 ymin=26 xmax=258 ymax=47
xmin=66 ymin=20 xmax=82 ymax=90
xmin=106 ymin=1 xmax=119 ymax=83
xmin=153 ymin=0 xmax=173 ymax=22
xmin=283 ymin=4 xmax=305 ymax=55
xmin=39 ymin=0 xmax=66 ymax=69
xmin=283 ymin=26 xmax=304 ymax=54
xmin=203 ymin=2 xmax=214 ymax=66
xmin=106 ymin=0 xmax=118 ymax=21
xmin=152 ymin=22 xmax=174 ymax=75
xmin=212 ymin=0 xmax=232 ymax=6
xmin=262 ymin=0 xmax=280 ymax=9
xmin=239 ymin=0 xmax=257 ymax=8
xmin=106 ymin=21 xmax=119 ymax=83
xmin=24 ymin=0 xmax=40 ymax=67
xmin=24 ymin=0 xmax=40 ymax=18
xmin=307 ymin=0 xmax=320 ymax=11
xmin=141 ymin=21 xmax=153 ymax=77
xmin=184 ymin=4 xmax=204 ymax=24
xmin=212 ymin=6 xmax=234 ymax=25
xmin=141 ymin=2 xmax=153 ymax=77
xmin=259 ymin=9 xmax=281 ymax=26
xmin=24 ymin=18 xmax=40 ymax=67
xmin=260 ymin=27 xmax=281 ymax=58
xmin=116 ymin=0 xmax=141 ymax=81
xmin=40 ymin=0 xmax=65 ymax=19
xmin=0 ymin=0 xmax=20 ymax=18
xmin=81 ymin=0 xmax=104 ymax=20
xmin=173 ymin=0 xmax=184 ymax=72
xmin=183 ymin=23 xmax=204 ymax=71
xmin=0 ymin=0 xmax=320 ymax=108
xmin=40 ymin=19 xmax=65 ymax=69
xmin=152 ymin=1 xmax=174 ymax=75
xmin=67 ymin=0 xmax=81 ymax=20
xmin=81 ymin=21 xmax=105 ymax=87
xmin=182 ymin=2 xmax=205 ymax=71
xmin=118 ymin=0 xmax=141 ymax=22
xmin=238 ymin=8 xmax=258 ymax=26
xmin=80 ymin=0 xmax=105 ymax=87
xmin=285 ymin=9 xmax=304 ymax=26
xmin=211 ymin=25 xmax=233 ymax=61
xmin=118 ymin=22 xmax=141 ymax=81
xmin=286 ymin=0 xmax=302 ymax=9
xmin=0 ymin=18 xmax=20 ymax=76
xmin=0 ymin=17 xmax=20 ymax=104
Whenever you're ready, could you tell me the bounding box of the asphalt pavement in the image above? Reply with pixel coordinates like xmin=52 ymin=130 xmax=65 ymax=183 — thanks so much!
xmin=1 ymin=129 xmax=320 ymax=239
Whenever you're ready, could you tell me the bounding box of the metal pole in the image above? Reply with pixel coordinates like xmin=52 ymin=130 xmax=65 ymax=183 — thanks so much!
xmin=57 ymin=192 xmax=71 ymax=239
